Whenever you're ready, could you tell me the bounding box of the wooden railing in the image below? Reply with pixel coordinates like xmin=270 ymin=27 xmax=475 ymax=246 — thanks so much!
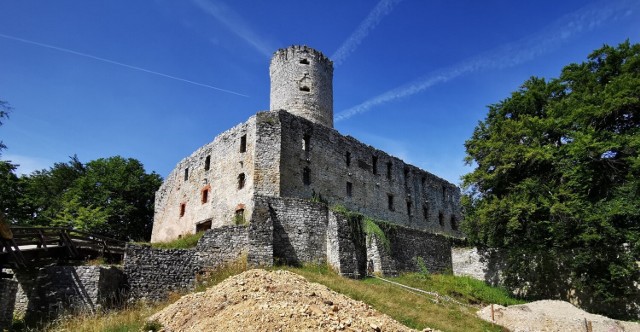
xmin=1 ymin=227 xmax=126 ymax=269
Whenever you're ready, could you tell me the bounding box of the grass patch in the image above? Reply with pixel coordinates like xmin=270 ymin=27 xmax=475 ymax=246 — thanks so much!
xmin=150 ymin=231 xmax=204 ymax=249
xmin=282 ymin=264 xmax=518 ymax=332
xmin=39 ymin=302 xmax=169 ymax=332
xmin=195 ymin=253 xmax=249 ymax=292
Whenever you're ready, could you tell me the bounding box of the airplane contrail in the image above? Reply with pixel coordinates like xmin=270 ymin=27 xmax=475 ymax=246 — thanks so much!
xmin=335 ymin=0 xmax=638 ymax=121
xmin=0 ymin=33 xmax=249 ymax=97
xmin=332 ymin=0 xmax=403 ymax=67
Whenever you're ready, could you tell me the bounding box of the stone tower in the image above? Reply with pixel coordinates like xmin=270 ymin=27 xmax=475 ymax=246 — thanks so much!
xmin=270 ymin=45 xmax=334 ymax=128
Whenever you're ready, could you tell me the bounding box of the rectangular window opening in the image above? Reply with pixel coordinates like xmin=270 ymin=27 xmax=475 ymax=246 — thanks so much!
xmin=303 ymin=167 xmax=311 ymax=185
xmin=423 ymin=205 xmax=429 ymax=220
xmin=302 ymin=134 xmax=310 ymax=153
xmin=179 ymin=203 xmax=186 ymax=217
xmin=438 ymin=212 xmax=444 ymax=226
xmin=442 ymin=186 xmax=446 ymax=200
xmin=201 ymin=188 xmax=209 ymax=204
xmin=404 ymin=167 xmax=410 ymax=185
xmin=372 ymin=156 xmax=378 ymax=175
xmin=196 ymin=219 xmax=212 ymax=232
xmin=346 ymin=152 xmax=351 ymax=167
xmin=451 ymin=215 xmax=458 ymax=230
xmin=346 ymin=182 xmax=353 ymax=197
xmin=406 ymin=201 xmax=412 ymax=216
xmin=204 ymin=156 xmax=211 ymax=171
xmin=240 ymin=134 xmax=247 ymax=153
xmin=234 ymin=209 xmax=245 ymax=225
xmin=238 ymin=173 xmax=246 ymax=189
xmin=386 ymin=162 xmax=392 ymax=180
xmin=184 ymin=168 xmax=189 ymax=181
xmin=387 ymin=194 xmax=394 ymax=211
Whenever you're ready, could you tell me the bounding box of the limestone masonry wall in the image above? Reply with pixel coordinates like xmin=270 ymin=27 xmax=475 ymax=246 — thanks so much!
xmin=0 ymin=278 xmax=17 ymax=331
xmin=15 ymin=266 xmax=125 ymax=324
xmin=389 ymin=226 xmax=452 ymax=274
xmin=152 ymin=116 xmax=257 ymax=242
xmin=125 ymin=225 xmax=250 ymax=301
xmin=268 ymin=197 xmax=328 ymax=265
xmin=130 ymin=196 xmax=453 ymax=303
xmin=276 ymin=110 xmax=462 ymax=237
xmin=327 ymin=212 xmax=367 ymax=278
xmin=451 ymin=247 xmax=507 ymax=286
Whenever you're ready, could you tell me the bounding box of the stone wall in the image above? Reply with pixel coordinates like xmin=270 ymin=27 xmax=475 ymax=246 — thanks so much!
xmin=19 ymin=266 xmax=125 ymax=324
xmin=125 ymin=225 xmax=250 ymax=301
xmin=151 ymin=116 xmax=258 ymax=242
xmin=276 ymin=110 xmax=463 ymax=238
xmin=253 ymin=111 xmax=282 ymax=197
xmin=326 ymin=212 xmax=367 ymax=278
xmin=0 ymin=278 xmax=17 ymax=330
xmin=267 ymin=197 xmax=328 ymax=265
xmin=451 ymin=247 xmax=505 ymax=286
xmin=389 ymin=226 xmax=452 ymax=274
xmin=366 ymin=236 xmax=397 ymax=276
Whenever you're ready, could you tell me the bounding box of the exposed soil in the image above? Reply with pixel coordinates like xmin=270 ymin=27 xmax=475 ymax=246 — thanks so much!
xmin=477 ymin=300 xmax=640 ymax=332
xmin=150 ymin=269 xmax=437 ymax=331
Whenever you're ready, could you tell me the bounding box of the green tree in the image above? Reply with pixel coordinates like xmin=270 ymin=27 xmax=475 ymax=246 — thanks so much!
xmin=462 ymin=41 xmax=640 ymax=319
xmin=0 ymin=99 xmax=23 ymax=223
xmin=0 ymin=99 xmax=12 ymax=153
xmin=52 ymin=197 xmax=109 ymax=232
xmin=18 ymin=156 xmax=161 ymax=241
xmin=62 ymin=156 xmax=162 ymax=241
xmin=0 ymin=161 xmax=23 ymax=223
xmin=19 ymin=156 xmax=85 ymax=226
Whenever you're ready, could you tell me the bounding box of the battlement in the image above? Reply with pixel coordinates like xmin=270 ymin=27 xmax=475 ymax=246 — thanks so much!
xmin=270 ymin=45 xmax=333 ymax=70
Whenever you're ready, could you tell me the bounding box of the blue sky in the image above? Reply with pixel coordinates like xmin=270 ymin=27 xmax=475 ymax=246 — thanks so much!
xmin=1 ymin=0 xmax=638 ymax=185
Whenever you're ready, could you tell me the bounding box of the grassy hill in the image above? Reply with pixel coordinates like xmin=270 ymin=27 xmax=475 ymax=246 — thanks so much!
xmin=39 ymin=262 xmax=521 ymax=332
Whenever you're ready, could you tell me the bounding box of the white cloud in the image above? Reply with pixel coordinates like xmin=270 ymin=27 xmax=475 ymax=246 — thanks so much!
xmin=192 ymin=0 xmax=276 ymax=58
xmin=331 ymin=0 xmax=403 ymax=67
xmin=2 ymin=154 xmax=53 ymax=176
xmin=335 ymin=0 xmax=639 ymax=121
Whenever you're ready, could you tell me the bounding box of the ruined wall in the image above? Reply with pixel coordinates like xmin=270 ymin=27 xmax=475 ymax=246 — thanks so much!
xmin=253 ymin=111 xmax=282 ymax=197
xmin=326 ymin=212 xmax=367 ymax=278
xmin=451 ymin=247 xmax=507 ymax=286
xmin=366 ymin=236 xmax=397 ymax=276
xmin=0 ymin=278 xmax=17 ymax=330
xmin=18 ymin=266 xmax=125 ymax=323
xmin=276 ymin=110 xmax=462 ymax=237
xmin=152 ymin=116 xmax=257 ymax=242
xmin=125 ymin=226 xmax=250 ymax=301
xmin=262 ymin=196 xmax=328 ymax=265
xmin=389 ymin=226 xmax=452 ymax=273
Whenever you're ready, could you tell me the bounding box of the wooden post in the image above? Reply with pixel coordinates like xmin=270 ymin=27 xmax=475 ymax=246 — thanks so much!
xmin=491 ymin=304 xmax=495 ymax=321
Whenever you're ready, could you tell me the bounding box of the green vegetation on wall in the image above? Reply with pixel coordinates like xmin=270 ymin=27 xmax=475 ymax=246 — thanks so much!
xmin=331 ymin=204 xmax=396 ymax=252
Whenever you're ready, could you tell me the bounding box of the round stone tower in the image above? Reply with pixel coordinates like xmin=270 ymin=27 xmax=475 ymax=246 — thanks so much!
xmin=270 ymin=45 xmax=334 ymax=128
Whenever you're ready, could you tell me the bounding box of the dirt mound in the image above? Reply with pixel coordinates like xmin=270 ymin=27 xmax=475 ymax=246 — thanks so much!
xmin=150 ymin=269 xmax=429 ymax=331
xmin=478 ymin=300 xmax=640 ymax=332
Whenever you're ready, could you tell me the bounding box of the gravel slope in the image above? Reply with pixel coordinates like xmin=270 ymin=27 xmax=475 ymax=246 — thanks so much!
xmin=477 ymin=300 xmax=640 ymax=332
xmin=150 ymin=269 xmax=435 ymax=332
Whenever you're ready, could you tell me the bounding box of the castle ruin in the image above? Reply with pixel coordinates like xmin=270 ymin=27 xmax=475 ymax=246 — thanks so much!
xmin=149 ymin=45 xmax=462 ymax=279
